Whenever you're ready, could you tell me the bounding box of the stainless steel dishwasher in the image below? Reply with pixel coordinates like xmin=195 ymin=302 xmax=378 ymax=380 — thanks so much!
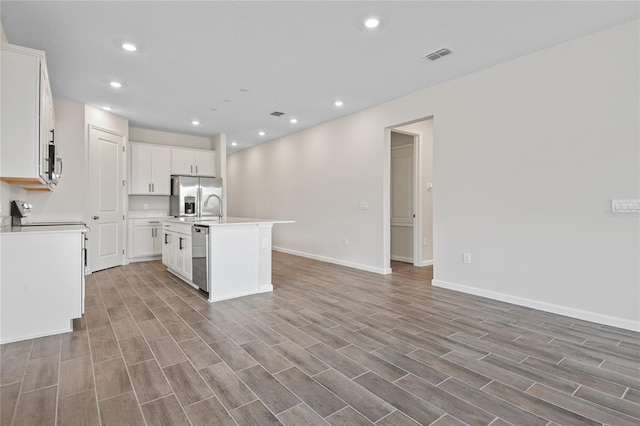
xmin=192 ymin=224 xmax=210 ymax=292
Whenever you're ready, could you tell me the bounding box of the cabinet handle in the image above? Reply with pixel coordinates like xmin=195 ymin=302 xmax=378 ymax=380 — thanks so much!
xmin=149 ymin=221 xmax=160 ymax=224
xmin=179 ymin=237 xmax=184 ymax=250
xmin=152 ymin=183 xmax=155 ymax=192
xmin=196 ymin=165 xmax=198 ymax=174
xmin=149 ymin=183 xmax=151 ymax=193
xmin=190 ymin=165 xmax=193 ymax=174
xmin=93 ymin=216 xmax=100 ymax=220
xmin=50 ymin=129 xmax=55 ymax=144
xmin=164 ymin=233 xmax=169 ymax=244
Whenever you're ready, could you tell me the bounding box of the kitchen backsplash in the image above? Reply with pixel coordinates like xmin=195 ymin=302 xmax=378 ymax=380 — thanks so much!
xmin=128 ymin=195 xmax=170 ymax=212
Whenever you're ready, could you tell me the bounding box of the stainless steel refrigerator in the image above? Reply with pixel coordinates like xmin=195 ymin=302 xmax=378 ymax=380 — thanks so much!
xmin=169 ymin=175 xmax=223 ymax=218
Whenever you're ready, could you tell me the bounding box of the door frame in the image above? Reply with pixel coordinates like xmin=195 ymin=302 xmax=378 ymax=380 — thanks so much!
xmin=390 ymin=129 xmax=422 ymax=267
xmin=86 ymin=124 xmax=127 ymax=273
xmin=384 ymin=117 xmax=433 ymax=273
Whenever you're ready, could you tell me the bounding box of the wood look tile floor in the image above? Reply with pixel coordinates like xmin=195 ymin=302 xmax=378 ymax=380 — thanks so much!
xmin=1 ymin=252 xmax=639 ymax=425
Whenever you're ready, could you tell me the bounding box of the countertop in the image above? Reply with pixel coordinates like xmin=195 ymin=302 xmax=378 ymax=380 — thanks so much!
xmin=0 ymin=224 xmax=88 ymax=235
xmin=163 ymin=216 xmax=295 ymax=226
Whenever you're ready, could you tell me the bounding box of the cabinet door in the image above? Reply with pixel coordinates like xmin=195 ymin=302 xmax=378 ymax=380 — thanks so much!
xmin=171 ymin=148 xmax=194 ymax=175
xmin=132 ymin=225 xmax=155 ymax=257
xmin=153 ymin=226 xmax=163 ymax=255
xmin=162 ymin=231 xmax=175 ymax=269
xmin=194 ymin=151 xmax=216 ymax=176
xmin=130 ymin=144 xmax=152 ymax=194
xmin=183 ymin=234 xmax=193 ymax=280
xmin=150 ymin=146 xmax=171 ymax=194
xmin=175 ymin=233 xmax=186 ymax=273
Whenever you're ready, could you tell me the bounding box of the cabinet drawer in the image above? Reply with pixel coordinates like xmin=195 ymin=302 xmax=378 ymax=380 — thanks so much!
xmin=133 ymin=217 xmax=167 ymax=227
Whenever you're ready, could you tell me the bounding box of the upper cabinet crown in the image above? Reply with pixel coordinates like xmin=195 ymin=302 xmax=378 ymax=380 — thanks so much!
xmin=171 ymin=148 xmax=216 ymax=177
xmin=0 ymin=43 xmax=56 ymax=190
xmin=129 ymin=142 xmax=171 ymax=195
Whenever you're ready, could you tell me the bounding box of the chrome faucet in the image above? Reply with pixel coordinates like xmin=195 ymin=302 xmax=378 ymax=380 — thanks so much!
xmin=203 ymin=194 xmax=223 ymax=220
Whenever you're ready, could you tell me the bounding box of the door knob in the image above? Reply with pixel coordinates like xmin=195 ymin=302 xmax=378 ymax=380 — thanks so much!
xmin=93 ymin=216 xmax=100 ymax=220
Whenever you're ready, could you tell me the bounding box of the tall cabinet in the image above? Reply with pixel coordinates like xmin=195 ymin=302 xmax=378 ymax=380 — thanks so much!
xmin=0 ymin=43 xmax=56 ymax=190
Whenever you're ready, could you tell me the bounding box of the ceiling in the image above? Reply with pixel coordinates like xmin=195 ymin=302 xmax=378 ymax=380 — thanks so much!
xmin=1 ymin=1 xmax=638 ymax=154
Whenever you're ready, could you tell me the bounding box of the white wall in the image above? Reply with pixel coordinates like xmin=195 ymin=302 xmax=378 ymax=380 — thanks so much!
xmin=228 ymin=20 xmax=640 ymax=330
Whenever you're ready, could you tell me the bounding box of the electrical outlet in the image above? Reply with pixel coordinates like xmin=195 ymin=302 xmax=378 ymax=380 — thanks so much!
xmin=611 ymin=199 xmax=640 ymax=213
xmin=463 ymin=253 xmax=471 ymax=264
xmin=143 ymin=203 xmax=149 ymax=210
xmin=359 ymin=201 xmax=368 ymax=210
xmin=262 ymin=238 xmax=269 ymax=248
xmin=343 ymin=238 xmax=349 ymax=247
xmin=422 ymin=237 xmax=427 ymax=246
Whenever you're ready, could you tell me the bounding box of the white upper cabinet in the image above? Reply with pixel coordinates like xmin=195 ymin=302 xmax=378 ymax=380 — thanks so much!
xmin=171 ymin=147 xmax=216 ymax=177
xmin=129 ymin=142 xmax=171 ymax=195
xmin=0 ymin=43 xmax=56 ymax=190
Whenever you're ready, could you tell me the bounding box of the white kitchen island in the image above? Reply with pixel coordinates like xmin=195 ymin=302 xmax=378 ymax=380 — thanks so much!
xmin=162 ymin=217 xmax=293 ymax=302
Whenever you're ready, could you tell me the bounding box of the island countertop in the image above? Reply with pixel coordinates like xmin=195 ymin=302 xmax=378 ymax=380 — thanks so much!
xmin=163 ymin=216 xmax=294 ymax=226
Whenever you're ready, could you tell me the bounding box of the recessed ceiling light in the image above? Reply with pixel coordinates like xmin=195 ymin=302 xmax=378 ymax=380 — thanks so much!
xmin=364 ymin=18 xmax=380 ymax=29
xmin=122 ymin=43 xmax=137 ymax=52
xmin=102 ymin=106 xmax=112 ymax=111
xmin=334 ymin=100 xmax=344 ymax=107
xmin=110 ymin=81 xmax=122 ymax=88
xmin=192 ymin=120 xmax=200 ymax=125
xmin=290 ymin=118 xmax=298 ymax=124
xmin=258 ymin=131 xmax=266 ymax=136
xmin=231 ymin=142 xmax=238 ymax=146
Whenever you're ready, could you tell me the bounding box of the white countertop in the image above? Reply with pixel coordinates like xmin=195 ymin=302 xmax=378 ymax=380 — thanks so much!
xmin=0 ymin=224 xmax=88 ymax=235
xmin=163 ymin=216 xmax=295 ymax=226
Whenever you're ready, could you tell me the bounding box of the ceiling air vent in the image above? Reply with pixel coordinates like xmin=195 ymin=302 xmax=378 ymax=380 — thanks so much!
xmin=270 ymin=111 xmax=285 ymax=116
xmin=424 ymin=47 xmax=453 ymax=61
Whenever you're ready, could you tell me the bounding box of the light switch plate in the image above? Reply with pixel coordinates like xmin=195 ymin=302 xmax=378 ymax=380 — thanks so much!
xmin=611 ymin=199 xmax=640 ymax=213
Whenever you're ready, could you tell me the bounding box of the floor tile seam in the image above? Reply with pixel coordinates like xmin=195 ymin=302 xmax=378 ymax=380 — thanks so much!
xmin=338 ymin=343 xmax=411 ymax=379
xmin=360 ymin=371 xmax=447 ymax=422
xmin=559 ymin=358 xmax=640 ymax=390
xmin=527 ymin=381 xmax=640 ymax=424
xmin=572 ymin=386 xmax=640 ymax=421
xmin=273 ymin=370 xmax=349 ymax=420
xmin=481 ymin=353 xmax=583 ymax=394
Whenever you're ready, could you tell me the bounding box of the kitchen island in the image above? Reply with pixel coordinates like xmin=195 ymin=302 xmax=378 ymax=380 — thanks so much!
xmin=162 ymin=217 xmax=293 ymax=302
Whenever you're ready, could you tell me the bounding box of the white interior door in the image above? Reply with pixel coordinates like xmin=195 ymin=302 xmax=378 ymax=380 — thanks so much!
xmin=89 ymin=126 xmax=125 ymax=272
xmin=390 ymin=136 xmax=414 ymax=263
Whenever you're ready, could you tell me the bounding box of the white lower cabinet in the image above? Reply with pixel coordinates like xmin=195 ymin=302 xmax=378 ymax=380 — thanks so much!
xmin=161 ymin=222 xmax=192 ymax=281
xmin=128 ymin=217 xmax=166 ymax=261
xmin=0 ymin=228 xmax=85 ymax=343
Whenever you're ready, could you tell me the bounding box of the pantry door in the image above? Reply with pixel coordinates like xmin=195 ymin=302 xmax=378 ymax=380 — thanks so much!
xmin=89 ymin=126 xmax=125 ymax=272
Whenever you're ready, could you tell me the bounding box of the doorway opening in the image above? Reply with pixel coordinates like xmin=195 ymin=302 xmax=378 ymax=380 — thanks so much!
xmin=384 ymin=117 xmax=434 ymax=274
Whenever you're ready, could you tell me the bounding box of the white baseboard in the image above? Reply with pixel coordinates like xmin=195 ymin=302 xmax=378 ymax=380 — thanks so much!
xmin=390 ymin=257 xmax=433 ymax=267
xmin=391 ymin=255 xmax=413 ymax=263
xmin=273 ymin=246 xmax=391 ymax=275
xmin=432 ymin=279 xmax=640 ymax=332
